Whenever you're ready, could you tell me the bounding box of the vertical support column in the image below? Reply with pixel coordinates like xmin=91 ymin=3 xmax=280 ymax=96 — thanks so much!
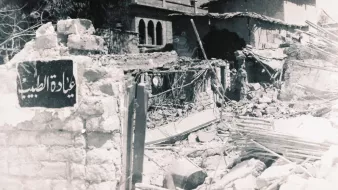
xmin=220 ymin=66 xmax=226 ymax=91
xmin=132 ymin=82 xmax=148 ymax=188
xmin=121 ymin=80 xmax=136 ymax=190
xmin=145 ymin=22 xmax=148 ymax=45
xmin=163 ymin=0 xmax=166 ymax=8
xmin=154 ymin=23 xmax=157 ymax=45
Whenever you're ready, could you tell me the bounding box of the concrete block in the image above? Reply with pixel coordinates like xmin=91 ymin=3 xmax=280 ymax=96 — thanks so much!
xmin=0 ymin=133 xmax=7 ymax=146
xmin=167 ymin=158 xmax=207 ymax=189
xmin=63 ymin=117 xmax=84 ymax=132
xmin=86 ymin=148 xmax=120 ymax=165
xmin=85 ymin=164 xmax=116 ymax=183
xmin=27 ymin=146 xmax=50 ymax=161
xmin=38 ymin=162 xmax=67 ymax=179
xmin=0 ymin=177 xmax=23 ymax=190
xmin=67 ymin=34 xmax=104 ymax=51
xmin=8 ymin=131 xmax=39 ymax=146
xmin=87 ymin=132 xmax=114 ymax=149
xmin=233 ymin=174 xmax=257 ymax=190
xmin=77 ymin=97 xmax=105 ymax=118
xmin=35 ymin=34 xmax=59 ymax=49
xmin=71 ymin=164 xmax=86 ymax=180
xmin=197 ymin=130 xmax=216 ymax=142
xmin=0 ymin=162 xmax=8 ymax=174
xmin=40 ymin=132 xmax=73 ymax=146
xmin=51 ymin=180 xmax=87 ymax=190
xmin=50 ymin=147 xmax=86 ymax=164
xmin=57 ymin=19 xmax=95 ymax=35
xmin=257 ymin=164 xmax=294 ymax=189
xmin=9 ymin=162 xmax=41 ymax=177
xmin=23 ymin=180 xmax=52 ymax=190
xmin=36 ymin=22 xmax=55 ymax=37
xmin=74 ymin=134 xmax=86 ymax=148
xmin=83 ymin=68 xmax=107 ymax=82
xmin=279 ymin=174 xmax=307 ymax=190
xmin=100 ymin=115 xmax=120 ymax=133
xmin=88 ymin=181 xmax=118 ymax=190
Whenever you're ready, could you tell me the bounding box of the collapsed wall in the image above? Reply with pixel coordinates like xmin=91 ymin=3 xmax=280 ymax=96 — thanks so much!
xmin=0 ymin=19 xmax=179 ymax=190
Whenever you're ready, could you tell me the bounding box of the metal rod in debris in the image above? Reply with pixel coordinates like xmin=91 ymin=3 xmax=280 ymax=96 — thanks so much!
xmin=190 ymin=19 xmax=230 ymax=102
xmin=306 ymin=20 xmax=338 ymax=42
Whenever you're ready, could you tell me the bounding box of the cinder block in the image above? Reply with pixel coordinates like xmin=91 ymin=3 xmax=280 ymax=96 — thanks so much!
xmin=9 ymin=162 xmax=41 ymax=177
xmin=74 ymin=134 xmax=86 ymax=148
xmin=27 ymin=146 xmax=50 ymax=161
xmin=86 ymin=149 xmax=113 ymax=165
xmin=0 ymin=133 xmax=7 ymax=146
xmin=57 ymin=19 xmax=95 ymax=35
xmin=88 ymin=181 xmax=118 ymax=190
xmin=35 ymin=34 xmax=59 ymax=49
xmin=87 ymin=132 xmax=114 ymax=149
xmin=51 ymin=180 xmax=87 ymax=190
xmin=0 ymin=162 xmax=8 ymax=174
xmin=23 ymin=180 xmax=52 ymax=190
xmin=71 ymin=164 xmax=86 ymax=180
xmin=67 ymin=34 xmax=104 ymax=51
xmin=49 ymin=147 xmax=86 ymax=164
xmin=8 ymin=131 xmax=39 ymax=146
xmin=38 ymin=162 xmax=67 ymax=179
xmin=77 ymin=97 xmax=105 ymax=119
xmin=0 ymin=177 xmax=23 ymax=190
xmin=63 ymin=117 xmax=84 ymax=132
xmin=39 ymin=132 xmax=73 ymax=146
xmin=85 ymin=164 xmax=116 ymax=183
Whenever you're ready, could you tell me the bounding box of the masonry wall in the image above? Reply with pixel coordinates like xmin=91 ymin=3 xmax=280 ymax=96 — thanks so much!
xmin=97 ymin=29 xmax=139 ymax=54
xmin=209 ymin=0 xmax=285 ymax=21
xmin=0 ymin=55 xmax=125 ymax=190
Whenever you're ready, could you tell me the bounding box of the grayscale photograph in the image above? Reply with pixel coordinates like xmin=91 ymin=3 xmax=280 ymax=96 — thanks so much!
xmin=0 ymin=0 xmax=337 ymax=189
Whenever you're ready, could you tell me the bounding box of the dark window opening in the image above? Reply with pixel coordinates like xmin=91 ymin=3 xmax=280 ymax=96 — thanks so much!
xmin=156 ymin=22 xmax=163 ymax=45
xmin=139 ymin=19 xmax=146 ymax=44
xmin=148 ymin=21 xmax=155 ymax=45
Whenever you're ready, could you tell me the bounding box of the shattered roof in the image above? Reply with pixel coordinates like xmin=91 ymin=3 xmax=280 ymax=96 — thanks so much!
xmin=169 ymin=12 xmax=307 ymax=28
xmin=199 ymin=0 xmax=316 ymax=8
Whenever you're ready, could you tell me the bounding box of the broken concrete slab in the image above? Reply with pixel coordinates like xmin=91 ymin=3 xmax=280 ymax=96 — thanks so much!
xmin=197 ymin=130 xmax=216 ymax=142
xmin=67 ymin=34 xmax=104 ymax=51
xmin=256 ymin=164 xmax=294 ymax=189
xmin=36 ymin=22 xmax=55 ymax=37
xmin=318 ymin=145 xmax=338 ymax=178
xmin=35 ymin=34 xmax=58 ymax=49
xmin=167 ymin=158 xmax=207 ymax=190
xmin=233 ymin=174 xmax=257 ymax=190
xmin=188 ymin=133 xmax=197 ymax=144
xmin=279 ymin=174 xmax=307 ymax=190
xmin=57 ymin=19 xmax=95 ymax=35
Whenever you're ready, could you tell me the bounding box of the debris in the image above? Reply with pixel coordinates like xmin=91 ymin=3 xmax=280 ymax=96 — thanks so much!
xmin=135 ymin=183 xmax=170 ymax=190
xmin=279 ymin=175 xmax=307 ymax=190
xmin=256 ymin=164 xmax=294 ymax=189
xmin=197 ymin=130 xmax=216 ymax=142
xmin=167 ymin=158 xmax=207 ymax=190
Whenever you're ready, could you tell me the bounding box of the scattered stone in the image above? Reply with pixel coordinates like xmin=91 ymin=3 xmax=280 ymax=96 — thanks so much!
xmin=67 ymin=34 xmax=104 ymax=51
xmin=35 ymin=34 xmax=58 ymax=49
xmin=258 ymin=96 xmax=273 ymax=104
xmin=265 ymin=106 xmax=278 ymax=115
xmin=36 ymin=22 xmax=55 ymax=37
xmin=188 ymin=133 xmax=198 ymax=144
xmin=253 ymin=109 xmax=263 ymax=117
xmin=255 ymin=103 xmax=268 ymax=109
xmin=279 ymin=174 xmax=307 ymax=190
xmin=57 ymin=19 xmax=95 ymax=35
xmin=197 ymin=131 xmax=216 ymax=142
xmin=167 ymin=158 xmax=207 ymax=190
xmin=249 ymin=83 xmax=261 ymax=91
xmin=256 ymin=164 xmax=294 ymax=189
xmin=233 ymin=174 xmax=257 ymax=190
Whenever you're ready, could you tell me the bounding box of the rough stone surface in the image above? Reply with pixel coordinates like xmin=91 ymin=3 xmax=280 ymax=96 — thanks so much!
xmin=36 ymin=22 xmax=56 ymax=37
xmin=197 ymin=130 xmax=216 ymax=142
xmin=35 ymin=34 xmax=59 ymax=49
xmin=57 ymin=19 xmax=95 ymax=35
xmin=67 ymin=34 xmax=104 ymax=51
xmin=257 ymin=164 xmax=294 ymax=189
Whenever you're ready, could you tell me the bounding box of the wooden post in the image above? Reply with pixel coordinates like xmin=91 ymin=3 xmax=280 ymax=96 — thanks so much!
xmin=220 ymin=66 xmax=226 ymax=90
xmin=132 ymin=82 xmax=148 ymax=188
xmin=121 ymin=81 xmax=136 ymax=190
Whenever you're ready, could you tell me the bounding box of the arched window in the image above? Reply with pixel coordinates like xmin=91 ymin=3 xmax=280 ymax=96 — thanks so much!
xmin=138 ymin=19 xmax=146 ymax=44
xmin=148 ymin=21 xmax=155 ymax=45
xmin=156 ymin=22 xmax=163 ymax=45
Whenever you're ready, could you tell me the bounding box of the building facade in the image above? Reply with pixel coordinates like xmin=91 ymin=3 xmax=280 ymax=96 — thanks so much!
xmin=127 ymin=0 xmax=208 ymax=48
xmin=203 ymin=0 xmax=317 ymax=25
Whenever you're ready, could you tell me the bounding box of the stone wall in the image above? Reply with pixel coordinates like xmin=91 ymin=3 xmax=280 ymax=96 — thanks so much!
xmin=97 ymin=29 xmax=139 ymax=54
xmin=0 ymin=18 xmax=179 ymax=190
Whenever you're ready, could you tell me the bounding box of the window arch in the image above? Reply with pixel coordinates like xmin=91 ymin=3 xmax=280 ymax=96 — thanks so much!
xmin=156 ymin=22 xmax=163 ymax=45
xmin=138 ymin=19 xmax=146 ymax=44
xmin=148 ymin=20 xmax=155 ymax=45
